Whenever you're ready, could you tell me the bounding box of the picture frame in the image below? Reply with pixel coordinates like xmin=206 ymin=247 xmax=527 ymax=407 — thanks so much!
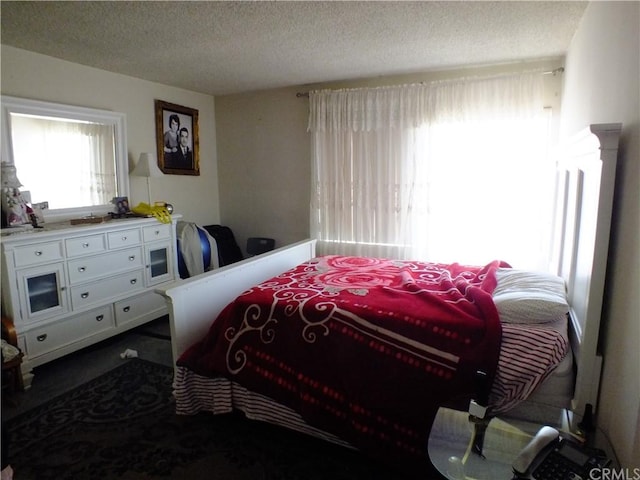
xmin=155 ymin=100 xmax=199 ymax=175
xmin=113 ymin=196 xmax=130 ymax=214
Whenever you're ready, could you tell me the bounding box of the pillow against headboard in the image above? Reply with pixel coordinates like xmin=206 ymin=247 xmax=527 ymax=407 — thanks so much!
xmin=493 ymin=268 xmax=569 ymax=324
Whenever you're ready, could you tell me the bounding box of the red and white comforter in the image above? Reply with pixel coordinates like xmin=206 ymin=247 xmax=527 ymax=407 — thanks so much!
xmin=178 ymin=255 xmax=510 ymax=471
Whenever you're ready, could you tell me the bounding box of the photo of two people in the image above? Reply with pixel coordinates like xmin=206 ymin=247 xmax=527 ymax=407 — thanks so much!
xmin=155 ymin=100 xmax=199 ymax=175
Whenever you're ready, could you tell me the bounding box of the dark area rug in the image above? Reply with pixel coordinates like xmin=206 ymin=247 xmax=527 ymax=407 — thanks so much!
xmin=4 ymin=358 xmax=429 ymax=479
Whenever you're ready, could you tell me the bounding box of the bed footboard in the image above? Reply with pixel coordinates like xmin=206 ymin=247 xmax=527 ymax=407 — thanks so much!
xmin=157 ymin=239 xmax=317 ymax=368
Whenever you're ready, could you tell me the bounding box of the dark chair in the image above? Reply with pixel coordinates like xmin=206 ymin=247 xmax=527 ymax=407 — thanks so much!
xmin=246 ymin=237 xmax=275 ymax=257
xmin=202 ymin=225 xmax=244 ymax=266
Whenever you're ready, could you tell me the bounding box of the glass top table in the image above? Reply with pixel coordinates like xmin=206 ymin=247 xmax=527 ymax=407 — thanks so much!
xmin=429 ymin=407 xmax=539 ymax=479
xmin=427 ymin=407 xmax=618 ymax=480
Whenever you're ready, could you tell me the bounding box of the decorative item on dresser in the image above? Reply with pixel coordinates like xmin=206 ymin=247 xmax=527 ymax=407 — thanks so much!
xmin=0 ymin=162 xmax=30 ymax=228
xmin=0 ymin=215 xmax=181 ymax=387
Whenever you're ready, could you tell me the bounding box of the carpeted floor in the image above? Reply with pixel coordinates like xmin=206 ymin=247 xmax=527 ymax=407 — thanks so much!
xmin=2 ymin=319 xmax=435 ymax=479
xmin=2 ymin=317 xmax=174 ymax=420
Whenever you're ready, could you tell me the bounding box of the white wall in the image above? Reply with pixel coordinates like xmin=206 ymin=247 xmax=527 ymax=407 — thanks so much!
xmin=561 ymin=2 xmax=640 ymax=468
xmin=0 ymin=46 xmax=220 ymax=226
xmin=216 ymin=87 xmax=311 ymax=253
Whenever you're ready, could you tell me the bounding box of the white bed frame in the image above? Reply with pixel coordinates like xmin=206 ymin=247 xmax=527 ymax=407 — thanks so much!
xmin=160 ymin=239 xmax=318 ymax=370
xmin=158 ymin=123 xmax=621 ymax=425
xmin=552 ymin=123 xmax=621 ymax=420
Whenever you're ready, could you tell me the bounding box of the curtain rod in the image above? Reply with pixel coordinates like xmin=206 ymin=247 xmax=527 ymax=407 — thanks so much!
xmin=295 ymin=68 xmax=565 ymax=97
xmin=543 ymin=67 xmax=565 ymax=76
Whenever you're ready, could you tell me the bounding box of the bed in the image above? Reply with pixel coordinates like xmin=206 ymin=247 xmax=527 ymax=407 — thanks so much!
xmin=157 ymin=123 xmax=621 ymax=474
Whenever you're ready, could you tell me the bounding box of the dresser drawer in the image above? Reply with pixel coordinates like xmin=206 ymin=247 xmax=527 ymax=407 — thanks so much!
xmin=70 ymin=270 xmax=144 ymax=309
xmin=68 ymin=247 xmax=143 ymax=285
xmin=13 ymin=241 xmax=64 ymax=267
xmin=114 ymin=291 xmax=167 ymax=326
xmin=65 ymin=234 xmax=107 ymax=258
xmin=107 ymin=228 xmax=141 ymax=249
xmin=25 ymin=305 xmax=114 ymax=358
xmin=143 ymin=224 xmax=172 ymax=243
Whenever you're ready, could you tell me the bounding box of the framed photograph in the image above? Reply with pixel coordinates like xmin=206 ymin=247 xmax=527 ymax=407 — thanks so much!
xmin=155 ymin=100 xmax=199 ymax=175
xmin=113 ymin=196 xmax=130 ymax=214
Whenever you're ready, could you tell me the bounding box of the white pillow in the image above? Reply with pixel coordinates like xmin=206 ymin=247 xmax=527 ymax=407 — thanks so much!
xmin=492 ymin=268 xmax=569 ymax=324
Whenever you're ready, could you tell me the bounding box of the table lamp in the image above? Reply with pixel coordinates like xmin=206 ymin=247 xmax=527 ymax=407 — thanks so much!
xmin=131 ymin=153 xmax=163 ymax=204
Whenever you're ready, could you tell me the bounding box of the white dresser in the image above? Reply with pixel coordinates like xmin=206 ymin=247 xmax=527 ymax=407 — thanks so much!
xmin=1 ymin=215 xmax=180 ymax=385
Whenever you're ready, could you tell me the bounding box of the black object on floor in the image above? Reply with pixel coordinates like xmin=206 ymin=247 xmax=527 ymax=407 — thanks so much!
xmin=246 ymin=236 xmax=275 ymax=256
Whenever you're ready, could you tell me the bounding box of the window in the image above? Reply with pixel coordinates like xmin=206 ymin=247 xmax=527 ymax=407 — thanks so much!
xmin=310 ymin=71 xmax=556 ymax=270
xmin=412 ymin=113 xmax=554 ymax=270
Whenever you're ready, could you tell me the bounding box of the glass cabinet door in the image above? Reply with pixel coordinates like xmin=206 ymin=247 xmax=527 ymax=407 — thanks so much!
xmin=145 ymin=243 xmax=173 ymax=286
xmin=18 ymin=262 xmax=69 ymax=321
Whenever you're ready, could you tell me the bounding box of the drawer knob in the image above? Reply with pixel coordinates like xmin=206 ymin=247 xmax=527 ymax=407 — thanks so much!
xmin=96 ymin=314 xmax=104 ymax=321
xmin=123 ymin=306 xmax=131 ymax=313
xmin=37 ymin=334 xmax=48 ymax=342
xmin=122 ymin=236 xmax=127 ymax=241
xmin=82 ymin=242 xmax=89 ymax=248
xmin=154 ymin=230 xmax=160 ymax=235
xmin=78 ymin=266 xmax=86 ymax=272
xmin=129 ymin=255 xmax=135 ymax=261
xmin=35 ymin=250 xmax=43 ymax=256
xmin=81 ymin=292 xmax=89 ymax=299
xmin=130 ymin=279 xmax=137 ymax=285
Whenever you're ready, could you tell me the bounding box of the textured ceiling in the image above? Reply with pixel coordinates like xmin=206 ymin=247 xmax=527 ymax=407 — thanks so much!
xmin=0 ymin=1 xmax=588 ymax=96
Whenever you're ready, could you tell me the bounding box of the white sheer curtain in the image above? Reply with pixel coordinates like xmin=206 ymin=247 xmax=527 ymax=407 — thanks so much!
xmin=10 ymin=115 xmax=116 ymax=208
xmin=309 ymin=71 xmax=555 ymax=270
xmin=309 ymin=86 xmax=429 ymax=259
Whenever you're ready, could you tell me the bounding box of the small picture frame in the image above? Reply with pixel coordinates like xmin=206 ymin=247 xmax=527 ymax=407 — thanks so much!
xmin=155 ymin=100 xmax=200 ymax=176
xmin=32 ymin=203 xmax=46 ymax=225
xmin=114 ymin=196 xmax=130 ymax=214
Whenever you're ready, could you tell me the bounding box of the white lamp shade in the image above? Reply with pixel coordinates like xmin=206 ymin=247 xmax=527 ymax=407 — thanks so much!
xmin=131 ymin=153 xmax=164 ymax=178
xmin=1 ymin=162 xmax=23 ymax=188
